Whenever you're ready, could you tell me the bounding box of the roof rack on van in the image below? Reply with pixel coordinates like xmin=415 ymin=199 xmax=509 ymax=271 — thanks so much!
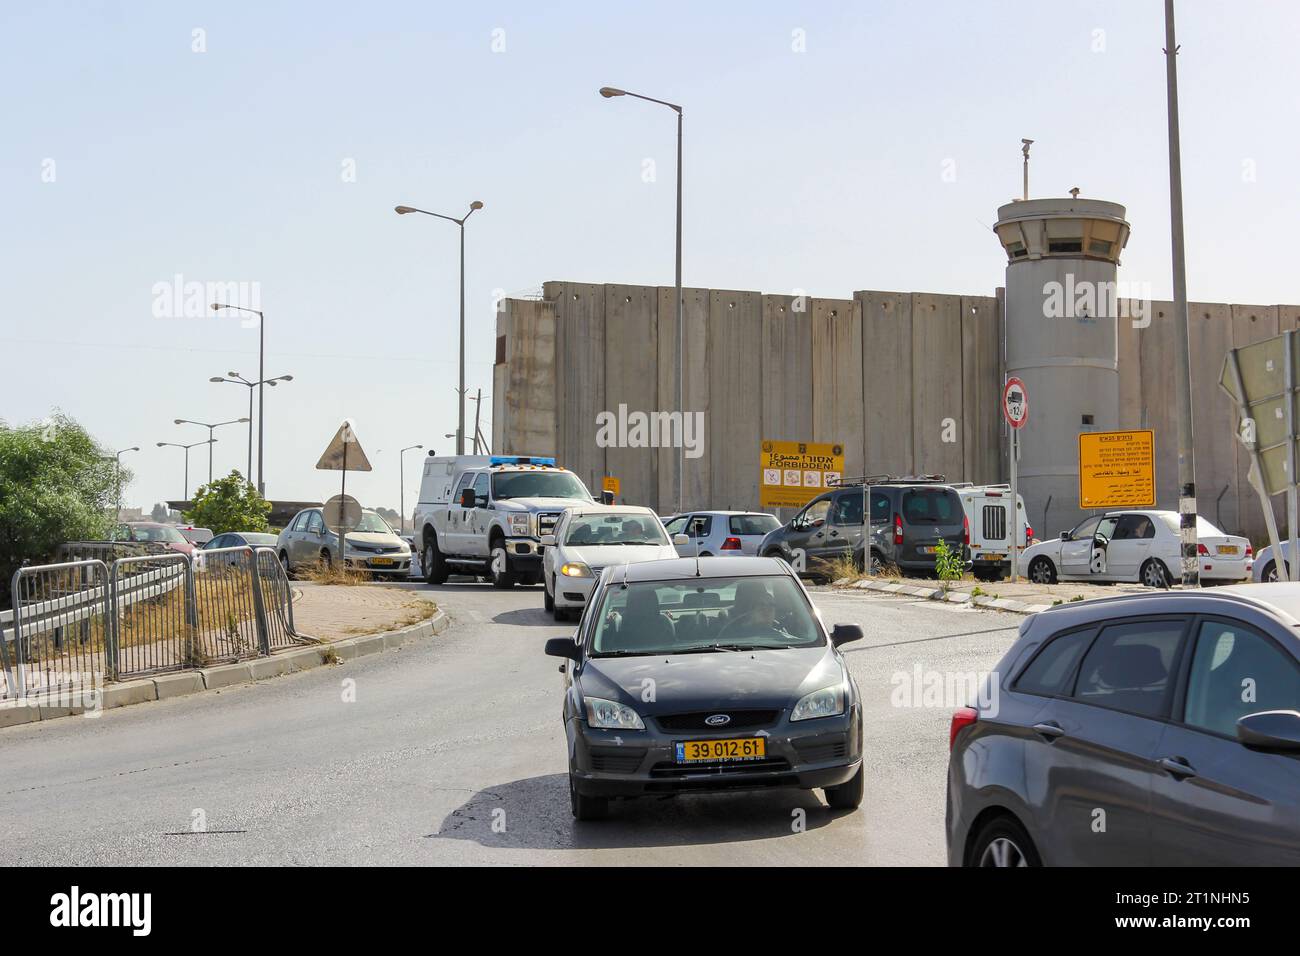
xmin=829 ymin=474 xmax=949 ymax=487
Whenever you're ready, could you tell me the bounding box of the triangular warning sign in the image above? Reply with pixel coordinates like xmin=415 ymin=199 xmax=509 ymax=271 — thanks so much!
xmin=315 ymin=420 xmax=373 ymax=472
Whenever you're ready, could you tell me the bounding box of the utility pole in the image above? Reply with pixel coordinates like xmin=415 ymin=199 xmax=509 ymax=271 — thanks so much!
xmin=1163 ymin=0 xmax=1199 ymax=587
xmin=470 ymin=388 xmax=485 ymax=455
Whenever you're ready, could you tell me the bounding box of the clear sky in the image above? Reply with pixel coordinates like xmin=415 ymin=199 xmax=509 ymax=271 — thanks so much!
xmin=2 ymin=0 xmax=1297 ymax=516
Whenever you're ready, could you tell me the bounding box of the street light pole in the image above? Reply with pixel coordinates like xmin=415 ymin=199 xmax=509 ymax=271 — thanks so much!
xmin=600 ymin=86 xmax=684 ymax=513
xmin=399 ymin=444 xmax=424 ymax=534
xmin=1163 ymin=0 xmax=1199 ymax=587
xmin=394 ymin=201 xmax=484 ymax=456
xmin=157 ymin=439 xmax=216 ymax=501
xmin=210 ymin=304 xmax=270 ymax=495
xmin=174 ymin=417 xmax=249 ymax=485
xmin=210 ymin=371 xmax=293 ymax=486
xmin=113 ymin=446 xmax=140 ymax=527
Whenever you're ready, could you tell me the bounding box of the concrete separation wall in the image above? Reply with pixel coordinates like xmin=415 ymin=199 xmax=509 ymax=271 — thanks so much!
xmin=0 ymin=610 xmax=450 ymax=730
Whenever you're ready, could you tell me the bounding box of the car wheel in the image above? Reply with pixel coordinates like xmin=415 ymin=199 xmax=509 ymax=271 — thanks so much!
xmin=319 ymin=548 xmax=332 ymax=568
xmin=1141 ymin=558 xmax=1172 ymax=589
xmin=699 ymin=551 xmax=713 ymax=558
xmin=489 ymin=542 xmax=518 ymax=589
xmin=423 ymin=536 xmax=448 ymax=585
xmin=569 ymin=773 xmax=608 ymax=821
xmin=278 ymin=550 xmax=293 ymax=579
xmin=823 ymin=764 xmax=863 ymax=810
xmin=1028 ymin=556 xmax=1056 ymax=584
xmin=1264 ymin=560 xmax=1288 ymax=583
xmin=543 ymin=577 xmax=555 ymax=612
xmin=970 ymin=815 xmax=1041 ymax=868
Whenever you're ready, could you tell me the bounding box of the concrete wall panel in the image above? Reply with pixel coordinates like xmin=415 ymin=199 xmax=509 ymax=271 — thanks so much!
xmin=493 ymin=298 xmax=557 ymax=457
xmin=961 ymin=295 xmax=1001 ymax=484
xmin=911 ymin=293 xmax=965 ymax=481
xmin=1230 ymin=304 xmax=1280 ymax=544
xmin=545 ymin=281 xmax=606 ymax=498
xmin=858 ymin=290 xmax=913 ymax=478
xmin=708 ymin=290 xmax=763 ymax=510
xmin=811 ymin=298 xmax=864 ymax=483
xmin=761 ymin=294 xmax=814 ymax=443
xmin=603 ymin=285 xmax=658 ymax=508
xmin=657 ymin=287 xmax=712 ymax=514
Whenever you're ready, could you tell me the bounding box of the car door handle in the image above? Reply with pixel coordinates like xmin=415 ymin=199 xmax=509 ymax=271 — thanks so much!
xmin=829 ymin=530 xmax=839 ymax=538
xmin=1032 ymin=721 xmax=1065 ymax=741
xmin=1157 ymin=756 xmax=1197 ymax=779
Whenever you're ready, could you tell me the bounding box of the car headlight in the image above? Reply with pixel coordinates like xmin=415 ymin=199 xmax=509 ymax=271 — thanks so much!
xmin=791 ymin=685 xmax=845 ymax=721
xmin=584 ymin=697 xmax=645 ymax=730
xmin=560 ymin=562 xmax=593 ymax=577
xmin=507 ymin=513 xmax=532 ymax=535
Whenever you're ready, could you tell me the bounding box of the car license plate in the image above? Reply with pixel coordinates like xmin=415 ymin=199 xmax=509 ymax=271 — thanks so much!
xmin=919 ymin=546 xmax=937 ymax=555
xmin=370 ymin=557 xmax=395 ymax=567
xmin=675 ymin=737 xmax=766 ymax=764
xmin=980 ymin=553 xmax=1004 ymax=561
xmin=1215 ymin=545 xmax=1239 ymax=556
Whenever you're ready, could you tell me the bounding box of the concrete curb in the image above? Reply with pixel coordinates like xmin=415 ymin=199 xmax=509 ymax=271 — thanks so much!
xmin=0 ymin=609 xmax=448 ymax=731
xmin=838 ymin=578 xmax=1053 ymax=616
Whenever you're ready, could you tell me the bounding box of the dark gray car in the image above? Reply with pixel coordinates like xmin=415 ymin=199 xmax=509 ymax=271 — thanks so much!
xmin=947 ymin=585 xmax=1300 ymax=866
xmin=760 ymin=478 xmax=969 ymax=579
xmin=544 ymin=556 xmax=864 ymax=820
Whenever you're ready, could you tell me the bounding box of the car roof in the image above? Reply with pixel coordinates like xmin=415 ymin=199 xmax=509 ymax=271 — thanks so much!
xmin=565 ymin=504 xmax=657 ymax=518
xmin=606 ymin=556 xmax=793 ymax=585
xmin=1033 ymin=584 xmax=1300 ymax=630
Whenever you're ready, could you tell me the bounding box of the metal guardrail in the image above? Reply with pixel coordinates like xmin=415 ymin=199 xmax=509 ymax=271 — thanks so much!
xmin=1 ymin=547 xmax=314 ymax=702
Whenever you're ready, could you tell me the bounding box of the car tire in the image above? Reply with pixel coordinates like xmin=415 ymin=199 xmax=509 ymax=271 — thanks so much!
xmin=319 ymin=548 xmax=332 ymax=568
xmin=1028 ymin=556 xmax=1056 ymax=584
xmin=543 ymin=577 xmax=555 ymax=612
xmin=1141 ymin=558 xmax=1172 ymax=589
xmin=1264 ymin=560 xmax=1289 ymax=583
xmin=423 ymin=535 xmax=449 ymax=585
xmin=569 ymin=773 xmax=608 ymax=821
xmin=489 ymin=542 xmax=518 ymax=589
xmin=823 ymin=764 xmax=864 ymax=811
xmin=699 ymin=551 xmax=713 ymax=558
xmin=278 ymin=550 xmax=293 ymax=579
xmin=969 ymin=815 xmax=1041 ymax=868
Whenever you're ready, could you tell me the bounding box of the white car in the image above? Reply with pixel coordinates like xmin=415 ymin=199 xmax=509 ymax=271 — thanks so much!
xmin=540 ymin=505 xmax=684 ymax=621
xmin=1021 ymin=510 xmax=1252 ymax=588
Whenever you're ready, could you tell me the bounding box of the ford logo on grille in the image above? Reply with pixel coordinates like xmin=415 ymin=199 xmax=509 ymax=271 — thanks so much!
xmin=704 ymin=714 xmax=731 ymax=727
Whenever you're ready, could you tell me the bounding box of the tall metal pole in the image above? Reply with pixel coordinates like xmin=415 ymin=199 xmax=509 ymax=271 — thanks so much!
xmin=246 ymin=385 xmax=254 ymax=483
xmin=184 ymin=446 xmax=190 ymax=501
xmin=207 ymin=425 xmax=215 ymax=484
xmin=257 ymin=312 xmax=266 ymax=496
xmin=1163 ymin=0 xmax=1199 ymax=587
xmin=472 ymin=387 xmax=484 ymax=456
xmin=675 ymin=108 xmax=684 ymax=515
xmin=458 ymin=223 xmax=466 ymax=456
xmin=1009 ymin=428 xmax=1020 ymax=581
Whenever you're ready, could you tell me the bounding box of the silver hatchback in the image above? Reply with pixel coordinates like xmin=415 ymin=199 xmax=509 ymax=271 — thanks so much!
xmin=663 ymin=511 xmax=780 ymax=558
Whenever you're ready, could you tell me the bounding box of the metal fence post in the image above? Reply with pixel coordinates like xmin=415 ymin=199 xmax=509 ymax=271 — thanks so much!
xmin=246 ymin=550 xmax=271 ymax=656
xmin=10 ymin=567 xmax=26 ymax=698
xmin=106 ymin=559 xmax=120 ymax=682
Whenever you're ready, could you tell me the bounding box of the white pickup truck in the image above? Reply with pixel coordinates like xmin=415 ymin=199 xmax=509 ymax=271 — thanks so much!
xmin=412 ymin=454 xmax=596 ymax=587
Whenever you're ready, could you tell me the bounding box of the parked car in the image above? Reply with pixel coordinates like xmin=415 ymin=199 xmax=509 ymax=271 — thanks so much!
xmin=540 ymin=505 xmax=684 ymax=621
xmin=116 ymin=522 xmax=195 ymax=557
xmin=662 ymin=511 xmax=780 ymax=557
xmin=947 ymin=585 xmax=1300 ymax=865
xmin=276 ymin=508 xmax=411 ymax=577
xmin=197 ymin=531 xmax=279 ymax=570
xmin=759 ymin=477 xmax=969 ymax=579
xmin=544 ymin=556 xmax=864 ymax=820
xmin=952 ymin=484 xmax=1031 ymax=581
xmin=1253 ymin=540 xmax=1296 ymax=583
xmin=1021 ymin=511 xmax=1251 ymax=588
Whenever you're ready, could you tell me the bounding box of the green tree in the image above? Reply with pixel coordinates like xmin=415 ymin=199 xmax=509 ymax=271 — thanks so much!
xmin=183 ymin=472 xmax=271 ymax=535
xmin=0 ymin=413 xmax=120 ymax=605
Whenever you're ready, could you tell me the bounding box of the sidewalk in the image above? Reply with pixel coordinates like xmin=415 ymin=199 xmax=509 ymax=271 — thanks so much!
xmin=831 ymin=575 xmax=1178 ymax=615
xmin=292 ymin=582 xmax=437 ymax=641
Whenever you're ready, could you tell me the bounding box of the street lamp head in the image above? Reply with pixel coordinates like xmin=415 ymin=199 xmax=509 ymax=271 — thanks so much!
xmin=470 ymin=201 xmax=484 ymax=211
xmin=173 ymin=419 xmax=185 ymax=425
xmin=210 ymin=303 xmax=222 ymax=312
xmin=237 ymin=417 xmax=250 ymax=424
xmin=209 ymin=376 xmax=225 ymax=383
xmin=277 ymin=374 xmax=294 ymax=382
xmin=599 ymin=87 xmax=625 ymax=98
xmin=228 ymin=371 xmax=240 ymax=377
xmin=127 ymin=446 xmax=140 ymax=452
xmin=394 ymin=205 xmax=416 ymax=215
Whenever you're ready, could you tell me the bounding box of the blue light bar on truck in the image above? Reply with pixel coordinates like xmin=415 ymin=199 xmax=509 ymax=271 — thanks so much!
xmin=490 ymin=455 xmax=557 ymax=467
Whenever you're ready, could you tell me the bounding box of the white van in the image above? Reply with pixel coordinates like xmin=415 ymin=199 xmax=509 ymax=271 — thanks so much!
xmin=953 ymin=484 xmax=1031 ymax=581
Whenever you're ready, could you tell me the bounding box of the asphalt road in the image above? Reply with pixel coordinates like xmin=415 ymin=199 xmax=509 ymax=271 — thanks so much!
xmin=0 ymin=581 xmax=1022 ymax=866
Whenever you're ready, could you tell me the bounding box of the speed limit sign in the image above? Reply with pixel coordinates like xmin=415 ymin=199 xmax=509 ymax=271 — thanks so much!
xmin=1002 ymin=377 xmax=1028 ymax=429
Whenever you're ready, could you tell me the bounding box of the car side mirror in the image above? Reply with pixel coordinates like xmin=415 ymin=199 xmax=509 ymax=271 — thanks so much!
xmin=1060 ymin=531 xmax=1069 ymax=541
xmin=544 ymin=637 xmax=582 ymax=661
xmin=830 ymin=623 xmax=864 ymax=647
xmin=460 ymin=488 xmax=476 ymax=508
xmin=1237 ymin=709 xmax=1300 ymax=751
xmin=673 ymin=533 xmax=689 ymax=545
xmin=540 ymin=533 xmax=556 ymax=547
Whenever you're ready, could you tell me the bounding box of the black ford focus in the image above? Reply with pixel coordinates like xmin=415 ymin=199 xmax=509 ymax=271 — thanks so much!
xmin=544 ymin=556 xmax=864 ymax=820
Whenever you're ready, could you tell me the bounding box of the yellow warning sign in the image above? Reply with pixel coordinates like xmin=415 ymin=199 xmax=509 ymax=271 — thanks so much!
xmin=760 ymin=440 xmax=845 ymax=509
xmin=1079 ymin=430 xmax=1156 ymax=509
xmin=601 ymin=475 xmax=620 ymax=496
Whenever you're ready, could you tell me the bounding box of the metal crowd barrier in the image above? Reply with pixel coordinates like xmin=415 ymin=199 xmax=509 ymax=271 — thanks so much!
xmin=2 ymin=547 xmax=314 ymax=701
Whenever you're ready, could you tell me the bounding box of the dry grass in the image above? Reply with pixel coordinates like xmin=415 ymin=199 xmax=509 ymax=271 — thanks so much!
xmin=298 ymin=561 xmax=373 ymax=586
xmin=828 ymin=553 xmax=901 ymax=585
xmin=340 ymin=599 xmax=438 ymax=637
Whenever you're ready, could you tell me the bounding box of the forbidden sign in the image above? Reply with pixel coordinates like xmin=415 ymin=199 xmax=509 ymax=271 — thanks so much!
xmin=1002 ymin=377 xmax=1028 ymax=429
xmin=760 ymin=440 xmax=844 ymax=509
xmin=1079 ymin=430 xmax=1156 ymax=509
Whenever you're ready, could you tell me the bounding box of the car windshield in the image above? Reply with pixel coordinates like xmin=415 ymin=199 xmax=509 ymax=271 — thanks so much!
xmin=590 ymin=575 xmax=823 ymax=657
xmin=492 ymin=470 xmax=591 ymax=501
xmin=565 ymin=514 xmax=668 ymax=546
xmin=730 ymin=514 xmax=780 ymax=535
xmin=127 ymin=525 xmax=186 ymax=543
xmin=354 ymin=512 xmax=394 ymax=533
